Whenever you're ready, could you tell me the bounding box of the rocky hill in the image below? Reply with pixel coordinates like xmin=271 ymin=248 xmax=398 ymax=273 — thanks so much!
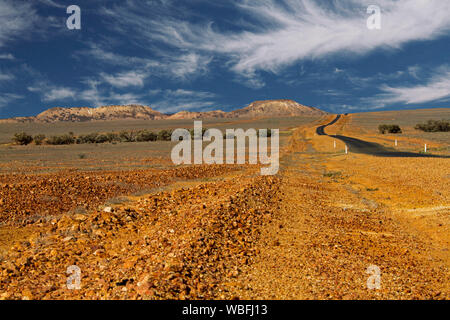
xmin=228 ymin=100 xmax=325 ymax=118
xmin=167 ymin=110 xmax=227 ymax=120
xmin=0 ymin=100 xmax=326 ymax=123
xmin=34 ymin=105 xmax=167 ymax=123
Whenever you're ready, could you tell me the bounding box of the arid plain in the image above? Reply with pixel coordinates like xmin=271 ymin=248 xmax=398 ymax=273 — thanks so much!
xmin=0 ymin=107 xmax=448 ymax=300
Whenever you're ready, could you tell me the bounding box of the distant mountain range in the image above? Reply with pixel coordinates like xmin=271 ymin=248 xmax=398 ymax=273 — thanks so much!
xmin=0 ymin=99 xmax=327 ymax=123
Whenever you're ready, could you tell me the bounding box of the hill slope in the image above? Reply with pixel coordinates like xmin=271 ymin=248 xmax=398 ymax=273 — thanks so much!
xmin=0 ymin=100 xmax=327 ymax=123
xmin=228 ymin=99 xmax=326 ymax=118
xmin=34 ymin=105 xmax=167 ymax=122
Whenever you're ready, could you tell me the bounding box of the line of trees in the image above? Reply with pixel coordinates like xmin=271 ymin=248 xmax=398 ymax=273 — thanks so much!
xmin=12 ymin=129 xmax=174 ymax=146
xmin=12 ymin=128 xmax=274 ymax=146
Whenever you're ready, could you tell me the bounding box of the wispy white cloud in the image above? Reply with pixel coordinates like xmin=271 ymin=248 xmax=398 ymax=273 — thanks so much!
xmin=37 ymin=0 xmax=66 ymax=9
xmin=106 ymin=0 xmax=450 ymax=79
xmin=0 ymin=93 xmax=22 ymax=109
xmin=149 ymin=88 xmax=218 ymax=113
xmin=168 ymin=53 xmax=211 ymax=80
xmin=0 ymin=1 xmax=38 ymax=47
xmin=72 ymin=80 xmax=145 ymax=107
xmin=78 ymin=44 xmax=153 ymax=67
xmin=28 ymin=85 xmax=76 ymax=102
xmin=374 ymin=66 xmax=450 ymax=105
xmin=157 ymin=89 xmax=216 ymax=99
xmin=78 ymin=80 xmax=105 ymax=106
xmin=313 ymin=89 xmax=350 ymax=97
xmin=101 ymin=71 xmax=147 ymax=88
xmin=406 ymin=65 xmax=422 ymax=80
xmin=0 ymin=53 xmax=14 ymax=60
xmin=0 ymin=72 xmax=14 ymax=82
xmin=80 ymin=44 xmax=211 ymax=81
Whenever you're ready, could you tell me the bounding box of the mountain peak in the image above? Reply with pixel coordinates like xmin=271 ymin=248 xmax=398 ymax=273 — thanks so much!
xmin=230 ymin=99 xmax=326 ymax=118
xmin=0 ymin=100 xmax=327 ymax=123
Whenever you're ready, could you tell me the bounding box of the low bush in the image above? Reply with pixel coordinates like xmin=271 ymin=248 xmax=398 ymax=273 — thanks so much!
xmin=415 ymin=120 xmax=450 ymax=132
xmin=12 ymin=132 xmax=33 ymax=145
xmin=76 ymin=133 xmax=98 ymax=144
xmin=378 ymin=124 xmax=402 ymax=134
xmin=136 ymin=130 xmax=157 ymax=142
xmin=119 ymin=131 xmax=136 ymax=143
xmin=14 ymin=127 xmax=254 ymax=146
xmin=106 ymin=132 xmax=120 ymax=143
xmin=47 ymin=134 xmax=75 ymax=145
xmin=95 ymin=134 xmax=109 ymax=144
xmin=157 ymin=129 xmax=173 ymax=141
xmin=188 ymin=128 xmax=208 ymax=139
xmin=33 ymin=134 xmax=46 ymax=145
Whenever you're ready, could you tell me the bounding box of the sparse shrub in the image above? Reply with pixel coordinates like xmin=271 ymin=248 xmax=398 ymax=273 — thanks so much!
xmin=136 ymin=130 xmax=158 ymax=142
xmin=415 ymin=120 xmax=450 ymax=132
xmin=78 ymin=153 xmax=87 ymax=159
xmin=157 ymin=129 xmax=173 ymax=141
xmin=323 ymin=171 xmax=342 ymax=178
xmin=76 ymin=133 xmax=98 ymax=144
xmin=12 ymin=132 xmax=33 ymax=145
xmin=188 ymin=128 xmax=208 ymax=139
xmin=106 ymin=132 xmax=120 ymax=143
xmin=378 ymin=124 xmax=402 ymax=134
xmin=95 ymin=134 xmax=109 ymax=144
xmin=47 ymin=134 xmax=75 ymax=145
xmin=388 ymin=125 xmax=402 ymax=134
xmin=33 ymin=134 xmax=46 ymax=145
xmin=119 ymin=131 xmax=136 ymax=142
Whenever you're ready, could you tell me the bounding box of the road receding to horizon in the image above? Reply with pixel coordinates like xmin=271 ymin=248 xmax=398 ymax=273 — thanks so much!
xmin=317 ymin=115 xmax=449 ymax=158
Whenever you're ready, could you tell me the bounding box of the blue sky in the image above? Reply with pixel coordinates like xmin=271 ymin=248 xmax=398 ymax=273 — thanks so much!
xmin=0 ymin=0 xmax=450 ymax=118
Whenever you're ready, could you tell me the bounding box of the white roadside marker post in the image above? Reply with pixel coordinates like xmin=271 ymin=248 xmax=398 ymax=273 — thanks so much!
xmin=345 ymin=145 xmax=348 ymax=154
xmin=395 ymin=139 xmax=397 ymax=147
xmin=424 ymin=144 xmax=427 ymax=153
xmin=334 ymin=140 xmax=336 ymax=149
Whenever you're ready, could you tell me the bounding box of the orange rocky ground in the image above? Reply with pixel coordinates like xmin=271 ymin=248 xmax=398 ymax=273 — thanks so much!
xmin=0 ymin=115 xmax=448 ymax=300
xmin=0 ymin=165 xmax=242 ymax=225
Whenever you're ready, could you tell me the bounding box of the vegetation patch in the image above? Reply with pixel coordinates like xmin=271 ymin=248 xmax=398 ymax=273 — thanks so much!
xmin=12 ymin=132 xmax=33 ymax=145
xmin=414 ymin=120 xmax=450 ymax=132
xmin=378 ymin=124 xmax=402 ymax=134
xmin=12 ymin=128 xmax=275 ymax=146
xmin=323 ymin=171 xmax=342 ymax=178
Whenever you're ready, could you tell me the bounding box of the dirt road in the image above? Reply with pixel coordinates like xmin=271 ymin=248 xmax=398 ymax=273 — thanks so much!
xmin=318 ymin=115 xmax=449 ymax=158
xmin=233 ymin=118 xmax=449 ymax=299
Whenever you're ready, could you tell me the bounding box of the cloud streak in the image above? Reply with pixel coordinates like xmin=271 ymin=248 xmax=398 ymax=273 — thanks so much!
xmin=374 ymin=65 xmax=450 ymax=105
xmin=101 ymin=71 xmax=147 ymax=88
xmin=106 ymin=0 xmax=450 ymax=77
xmin=0 ymin=0 xmax=38 ymax=47
xmin=0 ymin=93 xmax=22 ymax=109
xmin=149 ymin=89 xmax=218 ymax=114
